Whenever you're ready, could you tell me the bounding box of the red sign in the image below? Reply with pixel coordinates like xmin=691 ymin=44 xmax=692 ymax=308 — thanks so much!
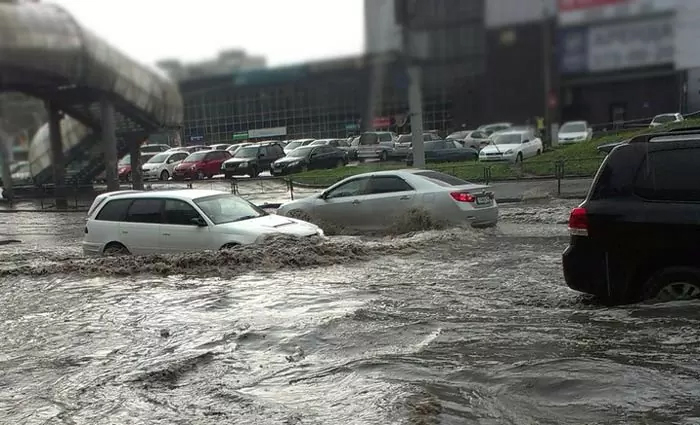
xmin=558 ymin=0 xmax=628 ymax=12
xmin=372 ymin=117 xmax=391 ymax=128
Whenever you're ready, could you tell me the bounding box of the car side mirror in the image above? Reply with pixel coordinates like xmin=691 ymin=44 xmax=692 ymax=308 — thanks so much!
xmin=191 ymin=217 xmax=207 ymax=227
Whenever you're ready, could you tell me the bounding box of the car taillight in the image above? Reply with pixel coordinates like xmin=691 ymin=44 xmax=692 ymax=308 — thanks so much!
xmin=450 ymin=191 xmax=475 ymax=203
xmin=568 ymin=207 xmax=588 ymax=236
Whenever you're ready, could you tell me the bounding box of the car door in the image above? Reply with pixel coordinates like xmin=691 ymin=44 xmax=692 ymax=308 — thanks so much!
xmin=160 ymin=199 xmax=213 ymax=252
xmin=167 ymin=152 xmax=187 ymax=174
xmin=313 ymin=177 xmax=371 ymax=227
xmin=257 ymin=146 xmax=271 ymax=170
xmin=120 ymin=198 xmax=163 ymax=255
xmin=360 ymin=175 xmax=417 ymax=229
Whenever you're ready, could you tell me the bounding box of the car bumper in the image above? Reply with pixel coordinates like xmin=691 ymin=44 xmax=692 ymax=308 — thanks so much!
xmin=479 ymin=153 xmax=517 ymax=162
xmin=271 ymin=164 xmax=302 ymax=175
xmin=172 ymin=169 xmax=197 ymax=180
xmin=562 ymin=240 xmax=609 ymax=298
xmin=142 ymin=170 xmax=160 ymax=180
xmin=82 ymin=241 xmax=103 ymax=256
xmin=223 ymin=165 xmax=254 ymax=176
xmin=462 ymin=204 xmax=499 ymax=227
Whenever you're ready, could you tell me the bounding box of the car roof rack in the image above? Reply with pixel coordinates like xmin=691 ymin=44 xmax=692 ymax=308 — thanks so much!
xmin=628 ymin=127 xmax=700 ymax=144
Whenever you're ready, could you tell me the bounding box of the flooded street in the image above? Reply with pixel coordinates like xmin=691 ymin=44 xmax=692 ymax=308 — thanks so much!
xmin=1 ymin=199 xmax=700 ymax=424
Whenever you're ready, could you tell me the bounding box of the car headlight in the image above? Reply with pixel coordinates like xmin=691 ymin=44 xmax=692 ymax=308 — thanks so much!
xmin=504 ymin=149 xmax=513 ymax=154
xmin=190 ymin=165 xmax=197 ymax=170
xmin=239 ymin=162 xmax=248 ymax=167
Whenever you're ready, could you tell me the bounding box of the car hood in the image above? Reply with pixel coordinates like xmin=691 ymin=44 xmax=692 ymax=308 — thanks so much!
xmin=480 ymin=143 xmax=521 ymax=154
xmin=275 ymin=156 xmax=306 ymax=165
xmin=215 ymin=214 xmax=320 ymax=237
xmin=224 ymin=157 xmax=254 ymax=164
xmin=142 ymin=162 xmax=163 ymax=170
xmin=175 ymin=161 xmax=199 ymax=168
xmin=558 ymin=131 xmax=588 ymax=139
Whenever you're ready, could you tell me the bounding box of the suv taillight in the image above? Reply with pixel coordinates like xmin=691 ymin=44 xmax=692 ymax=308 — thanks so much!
xmin=568 ymin=207 xmax=588 ymax=236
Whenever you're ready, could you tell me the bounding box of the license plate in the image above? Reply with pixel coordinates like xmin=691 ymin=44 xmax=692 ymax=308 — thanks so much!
xmin=476 ymin=195 xmax=490 ymax=205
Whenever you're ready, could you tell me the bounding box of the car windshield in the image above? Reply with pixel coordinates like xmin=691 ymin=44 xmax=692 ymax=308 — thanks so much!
xmin=286 ymin=141 xmax=303 ymax=150
xmin=470 ymin=131 xmax=488 ymax=138
xmin=397 ymin=135 xmax=412 ymax=143
xmin=447 ymin=131 xmax=469 ymax=139
xmin=424 ymin=141 xmax=445 ymax=151
xmin=560 ymin=123 xmax=587 ymax=133
xmin=351 ymin=137 xmax=360 ymax=147
xmin=118 ymin=155 xmax=130 ymax=166
xmin=359 ymin=133 xmax=379 ymax=145
xmin=147 ymin=153 xmax=169 ymax=163
xmin=234 ymin=146 xmax=259 ymax=158
xmin=310 ymin=140 xmax=328 ymax=146
xmin=184 ymin=152 xmax=208 ymax=162
xmin=194 ymin=194 xmax=266 ymax=225
xmin=287 ymin=146 xmax=314 ymax=158
xmin=492 ymin=133 xmax=522 ymax=145
xmin=653 ymin=114 xmax=677 ymax=123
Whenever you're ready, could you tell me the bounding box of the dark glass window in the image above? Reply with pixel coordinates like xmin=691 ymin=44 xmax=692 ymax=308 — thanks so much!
xmin=163 ymin=199 xmax=202 ymax=225
xmin=367 ymin=176 xmax=414 ymax=194
xmin=634 ymin=148 xmax=700 ymax=202
xmin=415 ymin=170 xmax=471 ymax=186
xmin=95 ymin=199 xmax=132 ymax=221
xmin=126 ymin=199 xmax=163 ymax=223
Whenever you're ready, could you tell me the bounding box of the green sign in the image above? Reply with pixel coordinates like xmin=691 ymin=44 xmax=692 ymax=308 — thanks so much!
xmin=232 ymin=132 xmax=248 ymax=141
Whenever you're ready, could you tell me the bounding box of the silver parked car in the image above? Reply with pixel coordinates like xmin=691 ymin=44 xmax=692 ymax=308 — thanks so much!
xmin=277 ymin=169 xmax=498 ymax=230
xmin=141 ymin=150 xmax=189 ymax=181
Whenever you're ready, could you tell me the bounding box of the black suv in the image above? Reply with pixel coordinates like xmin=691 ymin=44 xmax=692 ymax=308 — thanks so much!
xmin=221 ymin=141 xmax=285 ymax=178
xmin=563 ymin=129 xmax=700 ymax=304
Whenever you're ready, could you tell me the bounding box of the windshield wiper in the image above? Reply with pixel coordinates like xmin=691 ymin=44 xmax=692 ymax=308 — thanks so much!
xmin=230 ymin=215 xmax=260 ymax=222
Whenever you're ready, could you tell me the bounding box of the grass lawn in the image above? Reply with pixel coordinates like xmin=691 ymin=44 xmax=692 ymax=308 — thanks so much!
xmin=290 ymin=119 xmax=700 ymax=187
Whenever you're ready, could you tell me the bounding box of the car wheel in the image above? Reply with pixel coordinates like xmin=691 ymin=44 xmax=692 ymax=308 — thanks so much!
xmin=515 ymin=153 xmax=523 ymax=163
xmin=220 ymin=243 xmax=240 ymax=251
xmin=248 ymin=166 xmax=259 ymax=178
xmin=380 ymin=151 xmax=388 ymax=162
xmin=160 ymin=170 xmax=169 ymax=181
xmin=644 ymin=266 xmax=700 ymax=303
xmin=224 ymin=173 xmax=233 ymax=180
xmin=103 ymin=242 xmax=130 ymax=256
xmin=125 ymin=172 xmax=132 ymax=183
xmin=335 ymin=159 xmax=344 ymax=168
xmin=536 ymin=149 xmax=542 ymax=156
xmin=197 ymin=170 xmax=206 ymax=180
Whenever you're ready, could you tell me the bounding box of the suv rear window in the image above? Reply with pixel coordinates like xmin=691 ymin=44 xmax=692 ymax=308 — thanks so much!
xmin=359 ymin=133 xmax=379 ymax=145
xmin=634 ymin=148 xmax=700 ymax=202
xmin=414 ymin=171 xmax=471 ymax=186
xmin=95 ymin=199 xmax=132 ymax=221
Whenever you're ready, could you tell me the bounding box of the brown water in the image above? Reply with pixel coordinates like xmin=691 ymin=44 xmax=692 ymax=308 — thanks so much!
xmin=1 ymin=200 xmax=700 ymax=424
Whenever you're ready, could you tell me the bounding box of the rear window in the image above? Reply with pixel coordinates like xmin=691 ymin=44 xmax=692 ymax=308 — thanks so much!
xmin=359 ymin=133 xmax=379 ymax=145
xmin=414 ymin=171 xmax=472 ymax=186
xmin=95 ymin=199 xmax=132 ymax=221
xmin=634 ymin=148 xmax=700 ymax=202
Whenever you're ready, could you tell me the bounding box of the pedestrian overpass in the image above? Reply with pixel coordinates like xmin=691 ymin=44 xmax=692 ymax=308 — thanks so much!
xmin=0 ymin=1 xmax=183 ymax=190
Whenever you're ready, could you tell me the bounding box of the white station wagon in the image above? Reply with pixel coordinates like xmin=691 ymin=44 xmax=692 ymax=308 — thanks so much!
xmin=83 ymin=189 xmax=323 ymax=256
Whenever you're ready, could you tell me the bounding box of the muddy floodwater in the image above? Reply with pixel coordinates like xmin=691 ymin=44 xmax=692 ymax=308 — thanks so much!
xmin=1 ymin=199 xmax=700 ymax=425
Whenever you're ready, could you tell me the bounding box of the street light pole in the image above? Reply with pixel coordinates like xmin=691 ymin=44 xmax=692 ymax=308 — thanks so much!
xmin=399 ymin=1 xmax=425 ymax=167
xmin=542 ymin=0 xmax=553 ymax=147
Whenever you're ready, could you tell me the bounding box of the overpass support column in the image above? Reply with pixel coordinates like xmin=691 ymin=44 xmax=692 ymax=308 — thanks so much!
xmin=47 ymin=102 xmax=67 ymax=209
xmin=129 ymin=143 xmax=143 ymax=190
xmin=100 ymin=98 xmax=119 ymax=192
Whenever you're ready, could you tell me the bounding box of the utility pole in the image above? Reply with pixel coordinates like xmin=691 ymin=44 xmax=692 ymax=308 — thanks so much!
xmin=542 ymin=0 xmax=553 ymax=147
xmin=397 ymin=0 xmax=425 ymax=167
xmin=0 ymin=97 xmax=13 ymax=202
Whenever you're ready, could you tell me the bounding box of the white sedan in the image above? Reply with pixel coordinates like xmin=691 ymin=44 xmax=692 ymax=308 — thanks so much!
xmin=277 ymin=169 xmax=498 ymax=231
xmin=141 ymin=151 xmax=189 ymax=181
xmin=479 ymin=130 xmax=543 ymax=163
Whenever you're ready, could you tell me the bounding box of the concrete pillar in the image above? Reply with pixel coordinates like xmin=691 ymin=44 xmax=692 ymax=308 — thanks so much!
xmin=129 ymin=143 xmax=143 ymax=190
xmin=100 ymin=98 xmax=119 ymax=192
xmin=0 ymin=128 xmax=13 ymax=203
xmin=47 ymin=102 xmax=67 ymax=209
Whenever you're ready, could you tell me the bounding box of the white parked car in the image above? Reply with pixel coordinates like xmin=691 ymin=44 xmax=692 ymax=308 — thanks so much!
xmin=141 ymin=151 xmax=189 ymax=181
xmin=650 ymin=113 xmax=684 ymax=128
xmin=479 ymin=130 xmax=543 ymax=163
xmin=558 ymin=120 xmax=592 ymax=144
xmin=277 ymin=169 xmax=498 ymax=230
xmin=83 ymin=190 xmax=323 ymax=256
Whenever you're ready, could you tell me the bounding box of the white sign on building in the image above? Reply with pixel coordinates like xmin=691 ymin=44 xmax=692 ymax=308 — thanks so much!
xmin=248 ymin=127 xmax=287 ymax=138
xmin=587 ymin=16 xmax=674 ymax=72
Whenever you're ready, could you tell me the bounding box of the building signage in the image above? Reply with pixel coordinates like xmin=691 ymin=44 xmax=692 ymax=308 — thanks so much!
xmin=231 ymin=132 xmax=248 ymax=141
xmin=558 ymin=0 xmax=674 ymax=26
xmin=558 ymin=26 xmax=589 ymax=73
xmin=247 ymin=126 xmax=287 ymax=138
xmin=587 ymin=16 xmax=674 ymax=72
xmin=372 ymin=117 xmax=391 ymax=128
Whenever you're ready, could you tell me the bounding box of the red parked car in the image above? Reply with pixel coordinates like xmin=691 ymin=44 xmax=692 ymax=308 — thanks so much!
xmin=172 ymin=150 xmax=231 ymax=180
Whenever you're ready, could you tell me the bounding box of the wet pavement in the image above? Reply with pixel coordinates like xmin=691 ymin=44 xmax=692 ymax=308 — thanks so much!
xmin=1 ymin=199 xmax=700 ymax=424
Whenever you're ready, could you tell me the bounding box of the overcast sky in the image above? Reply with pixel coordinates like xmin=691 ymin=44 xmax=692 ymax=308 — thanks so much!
xmin=50 ymin=0 xmax=365 ymax=67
